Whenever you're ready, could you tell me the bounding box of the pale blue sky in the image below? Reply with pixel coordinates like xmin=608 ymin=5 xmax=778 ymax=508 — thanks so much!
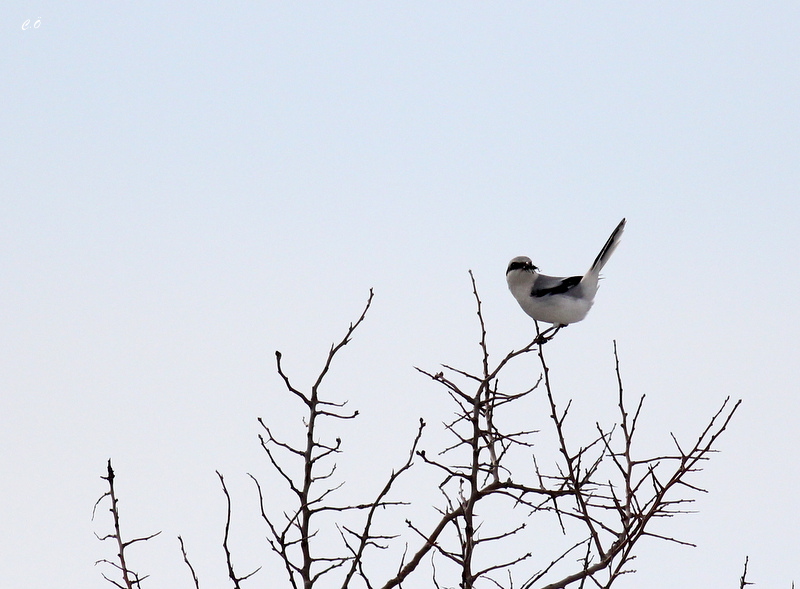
xmin=2 ymin=3 xmax=799 ymax=587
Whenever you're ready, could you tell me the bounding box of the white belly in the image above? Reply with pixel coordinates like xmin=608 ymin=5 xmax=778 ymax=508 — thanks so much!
xmin=510 ymin=281 xmax=593 ymax=326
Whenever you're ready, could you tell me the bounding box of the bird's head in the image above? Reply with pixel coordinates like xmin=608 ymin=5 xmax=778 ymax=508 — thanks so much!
xmin=506 ymin=256 xmax=538 ymax=290
xmin=506 ymin=256 xmax=538 ymax=276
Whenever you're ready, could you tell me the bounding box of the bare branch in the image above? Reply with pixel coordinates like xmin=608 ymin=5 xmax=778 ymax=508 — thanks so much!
xmin=178 ymin=536 xmax=201 ymax=589
xmin=739 ymin=556 xmax=753 ymax=589
xmin=217 ymin=471 xmax=261 ymax=587
xmin=146 ymin=276 xmax=740 ymax=589
xmin=94 ymin=460 xmax=161 ymax=589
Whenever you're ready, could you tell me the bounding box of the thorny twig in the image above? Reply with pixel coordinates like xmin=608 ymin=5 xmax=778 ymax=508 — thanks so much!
xmin=93 ymin=460 xmax=161 ymax=589
xmin=134 ymin=272 xmax=740 ymax=589
xmin=217 ymin=471 xmax=261 ymax=587
xmin=178 ymin=535 xmax=201 ymax=589
xmin=381 ymin=272 xmax=740 ymax=589
xmin=245 ymin=290 xmax=426 ymax=588
xmin=739 ymin=556 xmax=753 ymax=589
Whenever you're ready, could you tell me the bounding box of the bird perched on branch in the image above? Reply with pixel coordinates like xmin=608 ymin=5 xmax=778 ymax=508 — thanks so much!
xmin=506 ymin=218 xmax=626 ymax=343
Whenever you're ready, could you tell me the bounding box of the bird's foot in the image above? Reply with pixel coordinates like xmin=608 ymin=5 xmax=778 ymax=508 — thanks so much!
xmin=534 ymin=324 xmax=565 ymax=345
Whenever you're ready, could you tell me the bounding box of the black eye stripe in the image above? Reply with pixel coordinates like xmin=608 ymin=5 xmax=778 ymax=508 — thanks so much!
xmin=506 ymin=261 xmax=535 ymax=274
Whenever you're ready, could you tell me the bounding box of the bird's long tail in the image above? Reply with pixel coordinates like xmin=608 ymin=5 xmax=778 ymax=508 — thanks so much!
xmin=590 ymin=218 xmax=626 ymax=274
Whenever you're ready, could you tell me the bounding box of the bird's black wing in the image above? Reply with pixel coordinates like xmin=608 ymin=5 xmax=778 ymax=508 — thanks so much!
xmin=530 ymin=275 xmax=582 ymax=297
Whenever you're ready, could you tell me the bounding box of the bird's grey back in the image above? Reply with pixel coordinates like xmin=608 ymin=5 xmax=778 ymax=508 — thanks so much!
xmin=531 ymin=273 xmax=585 ymax=299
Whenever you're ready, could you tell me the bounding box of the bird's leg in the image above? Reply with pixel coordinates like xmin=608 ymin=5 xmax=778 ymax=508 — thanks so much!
xmin=534 ymin=324 xmax=565 ymax=345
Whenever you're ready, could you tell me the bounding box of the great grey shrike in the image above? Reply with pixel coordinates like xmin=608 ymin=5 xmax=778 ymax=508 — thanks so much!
xmin=506 ymin=218 xmax=626 ymax=342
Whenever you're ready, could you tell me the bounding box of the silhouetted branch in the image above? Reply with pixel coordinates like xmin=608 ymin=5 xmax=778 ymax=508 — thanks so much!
xmin=93 ymin=273 xmax=741 ymax=589
xmin=217 ymin=471 xmax=261 ymax=588
xmin=739 ymin=556 xmax=753 ymax=588
xmin=178 ymin=536 xmax=201 ymax=589
xmin=532 ymin=341 xmax=740 ymax=589
xmin=239 ymin=290 xmax=427 ymax=588
xmin=93 ymin=460 xmax=161 ymax=589
xmin=381 ymin=273 xmax=740 ymax=589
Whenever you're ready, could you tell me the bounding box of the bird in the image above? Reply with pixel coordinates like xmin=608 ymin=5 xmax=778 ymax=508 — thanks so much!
xmin=506 ymin=218 xmax=626 ymax=343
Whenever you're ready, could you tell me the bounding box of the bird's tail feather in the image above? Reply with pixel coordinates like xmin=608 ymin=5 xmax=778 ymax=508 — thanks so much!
xmin=590 ymin=218 xmax=626 ymax=274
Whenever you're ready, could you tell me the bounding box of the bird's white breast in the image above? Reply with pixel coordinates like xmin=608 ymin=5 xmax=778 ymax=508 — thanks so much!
xmin=506 ymin=271 xmax=593 ymax=326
